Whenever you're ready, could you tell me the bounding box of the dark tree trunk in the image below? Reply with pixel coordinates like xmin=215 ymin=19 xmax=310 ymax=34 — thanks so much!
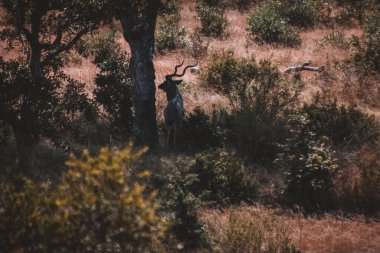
xmin=128 ymin=35 xmax=158 ymax=147
xmin=13 ymin=125 xmax=38 ymax=175
xmin=119 ymin=2 xmax=159 ymax=148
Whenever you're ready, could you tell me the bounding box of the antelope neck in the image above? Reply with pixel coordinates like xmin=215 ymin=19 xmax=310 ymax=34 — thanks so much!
xmin=166 ymin=88 xmax=180 ymax=102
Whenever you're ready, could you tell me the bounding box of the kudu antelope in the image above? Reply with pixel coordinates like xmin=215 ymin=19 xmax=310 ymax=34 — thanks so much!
xmin=159 ymin=60 xmax=198 ymax=146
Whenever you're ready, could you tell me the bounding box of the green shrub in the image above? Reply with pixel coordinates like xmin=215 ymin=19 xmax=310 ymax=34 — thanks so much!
xmin=178 ymin=107 xmax=222 ymax=151
xmin=230 ymin=0 xmax=255 ymax=10
xmin=200 ymin=50 xmax=261 ymax=109
xmin=272 ymin=0 xmax=319 ymax=28
xmin=0 ymin=147 xmax=166 ymax=253
xmin=302 ymin=98 xmax=379 ymax=147
xmin=67 ymin=117 xmax=118 ymax=146
xmin=200 ymin=0 xmax=228 ymax=8
xmin=164 ymin=158 xmax=207 ymax=248
xmin=83 ymin=32 xmax=134 ymax=135
xmin=196 ymin=2 xmax=228 ymax=37
xmin=200 ymin=51 xmax=301 ymax=162
xmin=159 ymin=0 xmax=180 ymax=16
xmin=335 ymin=0 xmax=378 ymax=24
xmin=275 ymin=112 xmax=338 ymax=212
xmin=156 ymin=14 xmax=187 ymax=53
xmin=189 ymin=149 xmax=257 ymax=205
xmin=352 ymin=14 xmax=380 ymax=74
xmin=247 ymin=4 xmax=301 ymax=46
xmin=203 ymin=207 xmax=300 ymax=253
xmin=160 ymin=149 xmax=257 ymax=247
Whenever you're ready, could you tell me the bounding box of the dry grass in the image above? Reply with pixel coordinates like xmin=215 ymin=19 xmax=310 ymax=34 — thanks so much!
xmin=200 ymin=206 xmax=297 ymax=253
xmin=153 ymin=0 xmax=377 ymax=119
xmin=200 ymin=206 xmax=380 ymax=253
xmin=286 ymin=214 xmax=380 ymax=253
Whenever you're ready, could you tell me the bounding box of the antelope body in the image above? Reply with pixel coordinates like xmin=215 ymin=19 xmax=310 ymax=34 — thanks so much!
xmin=158 ymin=60 xmax=197 ymax=145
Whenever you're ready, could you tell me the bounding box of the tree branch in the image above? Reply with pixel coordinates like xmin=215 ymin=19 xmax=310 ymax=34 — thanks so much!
xmin=41 ymin=24 xmax=95 ymax=65
xmin=284 ymin=62 xmax=325 ymax=74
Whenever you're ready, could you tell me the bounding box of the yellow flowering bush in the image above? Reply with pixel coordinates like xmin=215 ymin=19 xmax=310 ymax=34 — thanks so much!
xmin=0 ymin=146 xmax=166 ymax=253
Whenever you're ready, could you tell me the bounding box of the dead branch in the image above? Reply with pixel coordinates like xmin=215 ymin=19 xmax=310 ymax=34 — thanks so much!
xmin=284 ymin=62 xmax=325 ymax=74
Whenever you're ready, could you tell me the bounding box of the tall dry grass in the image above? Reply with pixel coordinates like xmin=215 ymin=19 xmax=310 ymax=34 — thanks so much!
xmin=200 ymin=206 xmax=299 ymax=253
xmin=200 ymin=206 xmax=380 ymax=253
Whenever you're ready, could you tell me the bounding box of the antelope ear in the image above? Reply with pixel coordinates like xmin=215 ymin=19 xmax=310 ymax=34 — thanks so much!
xmin=174 ymin=80 xmax=183 ymax=85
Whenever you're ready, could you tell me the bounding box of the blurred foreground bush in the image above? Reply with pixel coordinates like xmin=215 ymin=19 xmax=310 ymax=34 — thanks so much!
xmin=0 ymin=146 xmax=165 ymax=253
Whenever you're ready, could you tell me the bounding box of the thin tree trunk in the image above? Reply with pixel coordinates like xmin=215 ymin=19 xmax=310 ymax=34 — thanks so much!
xmin=14 ymin=126 xmax=38 ymax=174
xmin=119 ymin=7 xmax=159 ymax=148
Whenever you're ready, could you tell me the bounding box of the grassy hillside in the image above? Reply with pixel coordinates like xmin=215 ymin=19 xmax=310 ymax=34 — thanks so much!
xmin=1 ymin=0 xmax=379 ymax=252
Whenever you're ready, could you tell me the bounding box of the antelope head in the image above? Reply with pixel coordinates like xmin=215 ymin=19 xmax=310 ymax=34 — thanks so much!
xmin=158 ymin=60 xmax=198 ymax=101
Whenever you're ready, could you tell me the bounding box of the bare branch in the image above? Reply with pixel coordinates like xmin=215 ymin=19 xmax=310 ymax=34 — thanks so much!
xmin=41 ymin=24 xmax=95 ymax=65
xmin=284 ymin=62 xmax=325 ymax=74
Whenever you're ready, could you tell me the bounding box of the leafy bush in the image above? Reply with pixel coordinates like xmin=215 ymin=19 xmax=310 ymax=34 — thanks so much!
xmin=0 ymin=57 xmax=92 ymax=172
xmin=200 ymin=0 xmax=228 ymax=8
xmin=275 ymin=112 xmax=338 ymax=212
xmin=203 ymin=206 xmax=300 ymax=253
xmin=159 ymin=149 xmax=256 ymax=247
xmin=178 ymin=107 xmax=222 ymax=151
xmin=0 ymin=147 xmax=166 ymax=253
xmin=189 ymin=149 xmax=257 ymax=205
xmin=272 ymin=0 xmax=319 ymax=28
xmin=83 ymin=32 xmax=134 ymax=135
xmin=159 ymin=0 xmax=180 ymax=16
xmin=352 ymin=14 xmax=380 ymax=74
xmin=200 ymin=51 xmax=301 ymax=162
xmin=67 ymin=117 xmax=116 ymax=146
xmin=200 ymin=51 xmax=262 ymax=109
xmin=302 ymin=98 xmax=379 ymax=147
xmin=247 ymin=4 xmax=301 ymax=46
xmin=196 ymin=2 xmax=228 ymax=37
xmin=335 ymin=0 xmax=378 ymax=24
xmin=156 ymin=14 xmax=187 ymax=53
xmin=163 ymin=158 xmax=207 ymax=248
xmin=230 ymin=0 xmax=255 ymax=10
